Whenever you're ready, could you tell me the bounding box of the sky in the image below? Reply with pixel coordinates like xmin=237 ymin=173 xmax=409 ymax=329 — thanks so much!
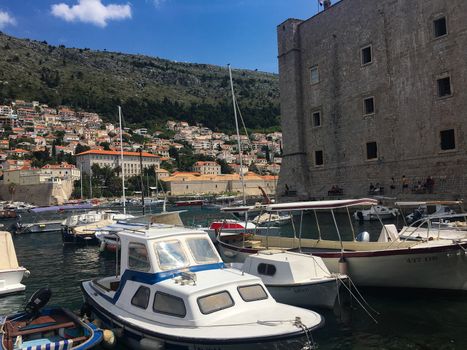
xmin=0 ymin=0 xmax=335 ymax=73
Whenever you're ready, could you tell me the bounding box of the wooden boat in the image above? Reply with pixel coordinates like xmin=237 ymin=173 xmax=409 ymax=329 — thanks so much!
xmin=0 ymin=289 xmax=102 ymax=350
xmin=217 ymin=198 xmax=467 ymax=291
xmin=0 ymin=231 xmax=29 ymax=296
xmin=233 ymin=250 xmax=347 ymax=309
xmin=81 ymin=224 xmax=323 ymax=349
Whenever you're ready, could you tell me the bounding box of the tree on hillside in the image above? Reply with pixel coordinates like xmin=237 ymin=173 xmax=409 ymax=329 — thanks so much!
xmin=75 ymin=143 xmax=90 ymax=155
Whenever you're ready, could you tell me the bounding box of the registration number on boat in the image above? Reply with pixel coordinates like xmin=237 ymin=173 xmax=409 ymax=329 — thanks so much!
xmin=406 ymin=256 xmax=438 ymax=264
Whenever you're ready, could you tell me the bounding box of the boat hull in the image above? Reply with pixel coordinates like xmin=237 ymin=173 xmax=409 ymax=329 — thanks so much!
xmin=218 ymin=240 xmax=467 ymax=290
xmin=61 ymin=227 xmax=99 ymax=245
xmin=0 ymin=269 xmax=27 ymax=296
xmin=266 ymin=278 xmax=345 ymax=309
xmin=81 ymin=281 xmax=321 ymax=350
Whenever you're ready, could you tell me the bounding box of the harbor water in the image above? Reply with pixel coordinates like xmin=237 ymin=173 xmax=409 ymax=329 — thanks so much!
xmin=1 ymin=207 xmax=467 ymax=349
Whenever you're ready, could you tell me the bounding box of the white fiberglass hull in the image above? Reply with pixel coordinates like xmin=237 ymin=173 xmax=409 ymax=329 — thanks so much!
xmin=0 ymin=268 xmax=27 ymax=296
xmin=81 ymin=280 xmax=323 ymax=350
xmin=218 ymin=240 xmax=467 ymax=290
xmin=266 ymin=277 xmax=345 ymax=309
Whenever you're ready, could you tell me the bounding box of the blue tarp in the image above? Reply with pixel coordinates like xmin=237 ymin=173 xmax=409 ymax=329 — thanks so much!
xmin=30 ymin=203 xmax=94 ymax=213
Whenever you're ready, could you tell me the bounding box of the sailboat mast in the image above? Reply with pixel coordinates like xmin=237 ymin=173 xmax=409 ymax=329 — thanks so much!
xmin=118 ymin=106 xmax=127 ymax=214
xmin=228 ymin=65 xmax=246 ymax=204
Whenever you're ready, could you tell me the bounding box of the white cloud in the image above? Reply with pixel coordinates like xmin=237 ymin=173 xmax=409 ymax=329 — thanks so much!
xmin=51 ymin=0 xmax=132 ymax=27
xmin=0 ymin=11 xmax=16 ymax=29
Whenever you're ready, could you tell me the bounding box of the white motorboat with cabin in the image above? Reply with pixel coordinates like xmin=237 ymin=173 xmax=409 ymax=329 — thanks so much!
xmin=233 ymin=250 xmax=347 ymax=309
xmin=0 ymin=231 xmax=29 ymax=296
xmin=81 ymin=223 xmax=323 ymax=349
xmin=353 ymin=205 xmax=399 ymax=221
xmin=217 ymin=198 xmax=467 ymax=290
xmin=252 ymin=212 xmax=292 ymax=226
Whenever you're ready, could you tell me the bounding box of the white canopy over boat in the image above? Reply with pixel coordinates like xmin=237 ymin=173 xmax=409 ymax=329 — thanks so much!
xmin=0 ymin=231 xmax=29 ymax=295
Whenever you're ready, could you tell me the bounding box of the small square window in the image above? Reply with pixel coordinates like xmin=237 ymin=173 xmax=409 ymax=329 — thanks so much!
xmin=437 ymin=77 xmax=451 ymax=97
xmin=440 ymin=129 xmax=455 ymax=150
xmin=434 ymin=17 xmax=447 ymax=38
xmin=366 ymin=142 xmax=378 ymax=160
xmin=310 ymin=66 xmax=319 ymax=84
xmin=312 ymin=111 xmax=321 ymax=127
xmin=363 ymin=97 xmax=375 ymax=115
xmin=361 ymin=46 xmax=372 ymax=65
xmin=315 ymin=150 xmax=323 ymax=166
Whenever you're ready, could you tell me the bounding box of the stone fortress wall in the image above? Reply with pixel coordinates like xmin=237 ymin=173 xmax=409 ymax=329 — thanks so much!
xmin=277 ymin=0 xmax=467 ymax=200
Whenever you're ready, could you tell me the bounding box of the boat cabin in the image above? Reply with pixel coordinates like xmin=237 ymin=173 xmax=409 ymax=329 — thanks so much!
xmin=91 ymin=224 xmax=274 ymax=327
xmin=241 ymin=250 xmax=333 ymax=285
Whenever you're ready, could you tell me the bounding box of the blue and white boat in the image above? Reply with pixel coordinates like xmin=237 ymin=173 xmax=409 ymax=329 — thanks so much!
xmin=1 ymin=289 xmax=102 ymax=350
xmin=81 ymin=223 xmax=323 ymax=349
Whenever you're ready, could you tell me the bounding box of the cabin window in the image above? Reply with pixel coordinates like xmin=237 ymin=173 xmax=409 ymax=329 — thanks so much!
xmin=198 ymin=291 xmax=234 ymax=315
xmin=131 ymin=286 xmax=150 ymax=309
xmin=186 ymin=238 xmax=219 ymax=264
xmin=257 ymin=263 xmax=276 ymax=276
xmin=128 ymin=242 xmax=151 ymax=272
xmin=153 ymin=292 xmax=186 ymax=318
xmin=154 ymin=240 xmax=188 ymax=271
xmin=238 ymin=284 xmax=268 ymax=302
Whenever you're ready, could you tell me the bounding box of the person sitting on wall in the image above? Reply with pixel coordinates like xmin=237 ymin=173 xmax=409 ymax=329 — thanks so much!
xmin=369 ymin=183 xmax=375 ymax=194
xmin=424 ymin=176 xmax=435 ymax=194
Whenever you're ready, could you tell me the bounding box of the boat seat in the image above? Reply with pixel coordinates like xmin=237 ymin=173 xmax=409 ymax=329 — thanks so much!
xmin=11 ymin=321 xmax=76 ymax=337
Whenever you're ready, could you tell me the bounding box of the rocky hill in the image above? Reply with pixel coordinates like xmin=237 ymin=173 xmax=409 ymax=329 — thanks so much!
xmin=0 ymin=32 xmax=280 ymax=132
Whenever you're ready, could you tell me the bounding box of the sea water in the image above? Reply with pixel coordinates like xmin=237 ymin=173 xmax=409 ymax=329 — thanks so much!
xmin=1 ymin=207 xmax=466 ymax=349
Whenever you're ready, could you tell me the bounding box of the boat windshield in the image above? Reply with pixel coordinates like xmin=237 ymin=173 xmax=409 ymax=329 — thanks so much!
xmin=154 ymin=240 xmax=189 ymax=271
xmin=186 ymin=238 xmax=219 ymax=264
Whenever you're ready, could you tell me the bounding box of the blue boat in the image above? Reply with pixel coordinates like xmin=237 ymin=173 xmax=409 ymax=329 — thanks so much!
xmin=1 ymin=289 xmax=102 ymax=350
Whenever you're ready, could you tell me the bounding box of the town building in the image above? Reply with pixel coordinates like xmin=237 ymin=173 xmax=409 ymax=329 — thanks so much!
xmin=277 ymin=0 xmax=467 ymax=199
xmin=76 ymin=150 xmax=160 ymax=177
xmin=192 ymin=161 xmax=221 ymax=175
xmin=161 ymin=172 xmax=277 ymax=196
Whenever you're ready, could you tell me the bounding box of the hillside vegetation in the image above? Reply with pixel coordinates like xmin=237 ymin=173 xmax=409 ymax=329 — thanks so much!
xmin=0 ymin=32 xmax=280 ymax=132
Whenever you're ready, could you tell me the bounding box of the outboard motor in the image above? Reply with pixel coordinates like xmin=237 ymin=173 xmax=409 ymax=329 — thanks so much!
xmin=356 ymin=231 xmax=370 ymax=242
xmin=24 ymin=288 xmax=52 ymax=318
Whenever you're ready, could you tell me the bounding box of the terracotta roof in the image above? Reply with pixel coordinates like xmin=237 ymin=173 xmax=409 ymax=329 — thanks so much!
xmin=76 ymin=149 xmax=159 ymax=158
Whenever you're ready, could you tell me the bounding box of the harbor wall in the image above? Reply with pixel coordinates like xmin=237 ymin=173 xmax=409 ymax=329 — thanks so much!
xmin=0 ymin=180 xmax=74 ymax=205
xmin=277 ymin=0 xmax=467 ymax=201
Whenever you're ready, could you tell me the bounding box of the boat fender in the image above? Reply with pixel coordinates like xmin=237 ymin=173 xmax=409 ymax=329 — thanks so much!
xmin=356 ymin=231 xmax=370 ymax=242
xmin=102 ymin=329 xmax=116 ymax=348
xmin=338 ymin=256 xmax=348 ymax=275
xmin=99 ymin=241 xmax=106 ymax=252
xmin=24 ymin=270 xmax=31 ymax=278
xmin=140 ymin=338 xmax=165 ymax=350
xmin=24 ymin=287 xmax=52 ymax=316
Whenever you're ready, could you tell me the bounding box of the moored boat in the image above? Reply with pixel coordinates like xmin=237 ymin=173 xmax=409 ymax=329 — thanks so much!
xmin=81 ymin=224 xmax=323 ymax=349
xmin=233 ymin=250 xmax=347 ymax=309
xmin=217 ymin=198 xmax=467 ymax=291
xmin=0 ymin=231 xmax=29 ymax=296
xmin=0 ymin=289 xmax=102 ymax=350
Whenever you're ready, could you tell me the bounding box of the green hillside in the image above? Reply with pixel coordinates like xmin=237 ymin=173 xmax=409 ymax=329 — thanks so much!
xmin=0 ymin=32 xmax=280 ymax=132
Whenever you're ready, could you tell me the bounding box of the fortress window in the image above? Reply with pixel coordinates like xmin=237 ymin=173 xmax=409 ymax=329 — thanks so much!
xmin=310 ymin=66 xmax=319 ymax=85
xmin=434 ymin=17 xmax=447 ymax=38
xmin=437 ymin=77 xmax=451 ymax=97
xmin=366 ymin=142 xmax=378 ymax=160
xmin=363 ymin=97 xmax=375 ymax=115
xmin=312 ymin=111 xmax=321 ymax=127
xmin=315 ymin=150 xmax=324 ymax=166
xmin=361 ymin=46 xmax=372 ymax=65
xmin=440 ymin=129 xmax=455 ymax=150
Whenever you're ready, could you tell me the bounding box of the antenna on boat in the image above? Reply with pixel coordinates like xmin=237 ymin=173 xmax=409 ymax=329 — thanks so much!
xmin=118 ymin=106 xmax=127 ymax=215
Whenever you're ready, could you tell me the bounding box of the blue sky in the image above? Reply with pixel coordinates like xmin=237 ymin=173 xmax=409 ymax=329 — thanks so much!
xmin=0 ymin=0 xmax=335 ymax=73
